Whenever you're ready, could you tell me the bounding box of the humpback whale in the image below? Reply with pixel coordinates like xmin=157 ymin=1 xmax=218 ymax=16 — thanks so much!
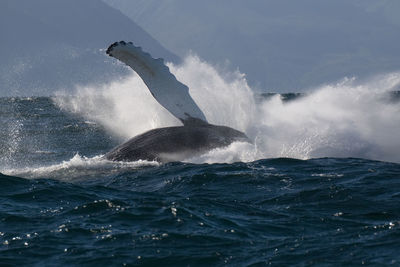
xmin=105 ymin=41 xmax=249 ymax=162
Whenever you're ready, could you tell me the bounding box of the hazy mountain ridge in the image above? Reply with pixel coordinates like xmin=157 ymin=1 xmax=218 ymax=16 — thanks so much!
xmin=0 ymin=0 xmax=178 ymax=96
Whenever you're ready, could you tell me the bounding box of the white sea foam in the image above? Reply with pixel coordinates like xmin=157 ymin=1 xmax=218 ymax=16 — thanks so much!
xmin=3 ymin=154 xmax=158 ymax=180
xmin=55 ymin=55 xmax=400 ymax=163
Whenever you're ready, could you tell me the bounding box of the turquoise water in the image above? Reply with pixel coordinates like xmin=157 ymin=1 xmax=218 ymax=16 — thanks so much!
xmin=1 ymin=97 xmax=400 ymax=266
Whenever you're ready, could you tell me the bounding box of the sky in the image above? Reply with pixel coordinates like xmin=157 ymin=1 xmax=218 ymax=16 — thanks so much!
xmin=1 ymin=0 xmax=400 ymax=96
xmin=104 ymin=0 xmax=400 ymax=92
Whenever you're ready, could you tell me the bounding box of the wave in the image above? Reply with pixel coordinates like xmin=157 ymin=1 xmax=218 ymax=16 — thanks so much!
xmin=2 ymin=154 xmax=159 ymax=181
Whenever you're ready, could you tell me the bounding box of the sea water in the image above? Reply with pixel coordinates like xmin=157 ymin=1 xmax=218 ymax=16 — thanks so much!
xmin=1 ymin=56 xmax=400 ymax=265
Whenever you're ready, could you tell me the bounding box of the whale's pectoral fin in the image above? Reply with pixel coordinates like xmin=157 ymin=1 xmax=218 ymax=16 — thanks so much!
xmin=106 ymin=41 xmax=208 ymax=125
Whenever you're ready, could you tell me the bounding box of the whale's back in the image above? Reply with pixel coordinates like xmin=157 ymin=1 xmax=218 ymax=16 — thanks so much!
xmin=105 ymin=124 xmax=248 ymax=163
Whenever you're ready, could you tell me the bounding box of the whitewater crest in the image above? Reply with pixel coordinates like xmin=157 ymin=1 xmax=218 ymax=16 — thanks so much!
xmin=2 ymin=154 xmax=159 ymax=180
xmin=54 ymin=54 xmax=400 ymax=164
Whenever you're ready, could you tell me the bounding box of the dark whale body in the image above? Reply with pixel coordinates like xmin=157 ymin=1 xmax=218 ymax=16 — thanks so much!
xmin=104 ymin=41 xmax=249 ymax=162
xmin=105 ymin=123 xmax=248 ymax=163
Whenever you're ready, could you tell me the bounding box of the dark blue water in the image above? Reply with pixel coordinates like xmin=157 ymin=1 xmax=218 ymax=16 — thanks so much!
xmin=1 ymin=97 xmax=400 ymax=266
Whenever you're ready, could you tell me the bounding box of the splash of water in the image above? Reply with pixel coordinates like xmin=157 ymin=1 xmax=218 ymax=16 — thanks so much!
xmin=55 ymin=55 xmax=400 ymax=163
xmin=0 ymin=99 xmax=24 ymax=168
xmin=255 ymin=74 xmax=400 ymax=162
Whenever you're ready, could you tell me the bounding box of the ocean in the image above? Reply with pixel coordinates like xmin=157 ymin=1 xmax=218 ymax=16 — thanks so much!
xmin=1 ymin=60 xmax=400 ymax=265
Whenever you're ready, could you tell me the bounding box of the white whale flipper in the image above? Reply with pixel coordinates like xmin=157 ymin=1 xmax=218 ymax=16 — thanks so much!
xmin=106 ymin=41 xmax=208 ymax=125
